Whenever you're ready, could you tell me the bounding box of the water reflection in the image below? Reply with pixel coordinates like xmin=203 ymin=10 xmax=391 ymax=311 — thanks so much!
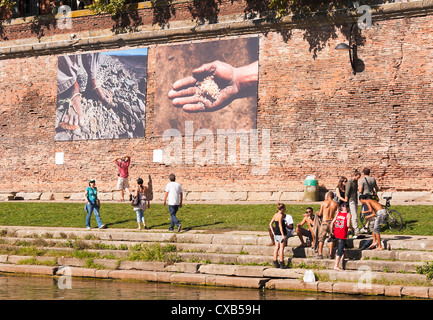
xmin=0 ymin=273 xmax=398 ymax=300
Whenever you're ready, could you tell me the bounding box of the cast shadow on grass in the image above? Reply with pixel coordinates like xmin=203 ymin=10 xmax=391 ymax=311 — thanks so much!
xmin=104 ymin=219 xmax=136 ymax=228
xmin=149 ymin=221 xmax=224 ymax=231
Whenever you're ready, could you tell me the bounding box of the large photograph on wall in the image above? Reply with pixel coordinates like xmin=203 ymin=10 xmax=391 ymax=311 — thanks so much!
xmin=154 ymin=36 xmax=259 ymax=136
xmin=55 ymin=48 xmax=148 ymax=141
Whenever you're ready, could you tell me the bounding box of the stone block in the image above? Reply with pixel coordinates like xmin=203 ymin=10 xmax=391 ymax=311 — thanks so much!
xmin=199 ymin=264 xmax=238 ymax=276
xmin=118 ymin=261 xmax=165 ymax=271
xmin=246 ymin=192 xmax=272 ymax=201
xmin=156 ymin=271 xmax=172 ymax=283
xmin=280 ymin=192 xmax=304 ymax=201
xmin=40 ymin=193 xmax=54 ymax=201
xmin=98 ymin=192 xmax=113 ymax=201
xmin=317 ymin=282 xmax=334 ymax=293
xmin=214 ymin=275 xmax=269 ymax=289
xmin=69 ymin=193 xmax=85 ymax=201
xmin=58 ymin=257 xmax=86 ymax=267
xmin=212 ymin=234 xmax=258 ymax=245
xmin=0 ymin=193 xmax=16 ymax=201
xmin=93 ymin=259 xmax=119 ymax=269
xmin=170 ymin=273 xmax=208 ymax=285
xmin=269 ymin=279 xmax=318 ymax=292
xmin=235 ymin=266 xmax=268 ymax=278
xmin=95 ymin=269 xmax=111 ymax=278
xmin=0 ymin=264 xmax=56 ymax=276
xmin=402 ymin=286 xmax=430 ymax=299
xmin=358 ymin=284 xmax=385 ymax=296
xmin=385 ymin=285 xmax=403 ymax=297
xmin=185 ymin=192 xmax=202 ymax=201
xmin=53 ymin=193 xmax=71 ymax=201
xmin=15 ymin=192 xmax=41 ymax=200
xmin=165 ymin=262 xmax=201 ymax=273
xmin=110 ymin=270 xmax=157 ymax=281
xmin=333 ymin=282 xmax=359 ymax=295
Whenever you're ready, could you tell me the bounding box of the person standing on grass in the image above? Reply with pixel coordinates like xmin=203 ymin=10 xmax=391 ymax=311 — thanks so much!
xmin=132 ymin=178 xmax=150 ymax=230
xmin=84 ymin=179 xmax=105 ymax=230
xmin=114 ymin=155 xmax=131 ymax=202
xmin=163 ymin=173 xmax=183 ymax=232
xmin=359 ymin=195 xmax=387 ymax=250
xmin=269 ymin=203 xmax=287 ymax=268
xmin=332 ymin=202 xmax=353 ymax=271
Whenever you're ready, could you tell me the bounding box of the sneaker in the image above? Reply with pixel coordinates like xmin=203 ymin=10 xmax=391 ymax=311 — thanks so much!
xmin=316 ymin=254 xmax=323 ymax=259
xmin=99 ymin=225 xmax=105 ymax=229
xmin=86 ymin=227 xmax=91 ymax=230
xmin=273 ymin=260 xmax=280 ymax=268
xmin=177 ymin=224 xmax=182 ymax=232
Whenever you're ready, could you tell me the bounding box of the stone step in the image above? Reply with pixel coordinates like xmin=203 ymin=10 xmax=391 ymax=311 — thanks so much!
xmin=2 ymin=233 xmax=432 ymax=266
xmin=3 ymin=251 xmax=429 ymax=288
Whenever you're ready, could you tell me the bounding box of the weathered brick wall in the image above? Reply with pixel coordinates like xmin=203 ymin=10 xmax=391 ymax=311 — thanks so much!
xmin=0 ymin=1 xmax=432 ymax=201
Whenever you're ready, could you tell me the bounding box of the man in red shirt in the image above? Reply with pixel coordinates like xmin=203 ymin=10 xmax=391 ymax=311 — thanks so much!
xmin=114 ymin=156 xmax=131 ymax=202
xmin=332 ymin=203 xmax=354 ymax=271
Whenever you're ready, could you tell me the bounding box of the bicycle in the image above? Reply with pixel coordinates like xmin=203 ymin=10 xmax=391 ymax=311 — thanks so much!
xmin=358 ymin=194 xmax=403 ymax=232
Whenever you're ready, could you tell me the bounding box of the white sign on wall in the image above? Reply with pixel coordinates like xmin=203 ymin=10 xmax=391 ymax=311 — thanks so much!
xmin=55 ymin=152 xmax=64 ymax=165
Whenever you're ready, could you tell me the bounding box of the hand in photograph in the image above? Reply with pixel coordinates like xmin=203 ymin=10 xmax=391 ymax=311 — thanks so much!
xmin=168 ymin=60 xmax=258 ymax=113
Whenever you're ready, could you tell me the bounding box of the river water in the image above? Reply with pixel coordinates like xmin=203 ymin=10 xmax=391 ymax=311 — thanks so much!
xmin=0 ymin=273 xmax=403 ymax=301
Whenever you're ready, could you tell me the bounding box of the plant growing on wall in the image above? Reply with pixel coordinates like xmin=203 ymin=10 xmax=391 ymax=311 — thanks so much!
xmin=0 ymin=0 xmax=15 ymax=9
xmin=87 ymin=0 xmax=127 ymax=15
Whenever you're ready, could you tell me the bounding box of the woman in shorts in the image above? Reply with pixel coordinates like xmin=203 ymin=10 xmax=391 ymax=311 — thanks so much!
xmin=132 ymin=178 xmax=150 ymax=230
xmin=269 ymin=203 xmax=287 ymax=268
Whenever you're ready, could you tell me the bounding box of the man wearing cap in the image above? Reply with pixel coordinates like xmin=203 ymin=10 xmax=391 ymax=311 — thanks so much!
xmin=84 ymin=179 xmax=105 ymax=229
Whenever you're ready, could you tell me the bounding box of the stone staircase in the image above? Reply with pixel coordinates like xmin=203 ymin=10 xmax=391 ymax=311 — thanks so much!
xmin=0 ymin=225 xmax=432 ymax=299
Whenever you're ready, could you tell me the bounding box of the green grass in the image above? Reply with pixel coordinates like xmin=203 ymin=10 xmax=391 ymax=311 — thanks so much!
xmin=0 ymin=202 xmax=432 ymax=236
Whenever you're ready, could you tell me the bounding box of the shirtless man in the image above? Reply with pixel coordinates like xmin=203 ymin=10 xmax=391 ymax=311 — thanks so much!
xmin=296 ymin=207 xmax=315 ymax=248
xmin=317 ymin=191 xmax=339 ymax=259
xmin=359 ymin=195 xmax=387 ymax=250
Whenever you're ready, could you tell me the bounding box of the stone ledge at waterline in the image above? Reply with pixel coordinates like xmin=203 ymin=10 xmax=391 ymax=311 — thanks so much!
xmin=2 ymin=190 xmax=433 ymax=203
xmin=0 ymin=226 xmax=433 ymax=299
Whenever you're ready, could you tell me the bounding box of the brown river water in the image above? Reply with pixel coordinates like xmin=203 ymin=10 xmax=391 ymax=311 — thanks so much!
xmin=0 ymin=273 xmax=407 ymax=301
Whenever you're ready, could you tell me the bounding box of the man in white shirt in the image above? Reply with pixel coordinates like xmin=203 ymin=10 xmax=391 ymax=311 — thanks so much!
xmin=164 ymin=173 xmax=183 ymax=232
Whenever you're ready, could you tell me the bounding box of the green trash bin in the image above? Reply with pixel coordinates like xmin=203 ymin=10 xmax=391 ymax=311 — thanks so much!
xmin=304 ymin=176 xmax=318 ymax=202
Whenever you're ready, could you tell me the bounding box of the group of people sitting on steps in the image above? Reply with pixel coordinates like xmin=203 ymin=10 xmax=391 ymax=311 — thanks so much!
xmin=268 ymin=168 xmax=386 ymax=271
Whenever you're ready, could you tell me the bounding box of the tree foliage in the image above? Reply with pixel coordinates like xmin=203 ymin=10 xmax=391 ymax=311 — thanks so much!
xmin=0 ymin=0 xmax=16 ymax=9
xmin=87 ymin=0 xmax=127 ymax=16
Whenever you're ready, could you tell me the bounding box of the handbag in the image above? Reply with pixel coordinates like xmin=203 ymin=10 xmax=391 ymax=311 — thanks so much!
xmin=88 ymin=188 xmax=100 ymax=208
xmin=131 ymin=193 xmax=140 ymax=206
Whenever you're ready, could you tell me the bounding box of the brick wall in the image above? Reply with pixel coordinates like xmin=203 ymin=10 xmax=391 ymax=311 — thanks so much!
xmin=0 ymin=1 xmax=432 ymax=201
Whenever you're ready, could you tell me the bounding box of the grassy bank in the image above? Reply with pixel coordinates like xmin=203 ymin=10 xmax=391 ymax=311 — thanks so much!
xmin=0 ymin=202 xmax=432 ymax=235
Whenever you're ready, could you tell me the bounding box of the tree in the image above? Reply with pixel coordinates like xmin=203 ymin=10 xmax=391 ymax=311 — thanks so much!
xmin=87 ymin=0 xmax=127 ymax=16
xmin=0 ymin=0 xmax=16 ymax=10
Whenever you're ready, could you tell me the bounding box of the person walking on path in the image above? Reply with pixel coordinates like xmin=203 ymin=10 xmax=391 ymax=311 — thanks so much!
xmin=269 ymin=203 xmax=287 ymax=268
xmin=132 ymin=178 xmax=150 ymax=230
xmin=164 ymin=173 xmax=183 ymax=232
xmin=317 ymin=191 xmax=339 ymax=259
xmin=114 ymin=155 xmax=131 ymax=202
xmin=345 ymin=170 xmax=362 ymax=238
xmin=332 ymin=202 xmax=353 ymax=271
xmin=359 ymin=195 xmax=387 ymax=250
xmin=84 ymin=179 xmax=105 ymax=230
